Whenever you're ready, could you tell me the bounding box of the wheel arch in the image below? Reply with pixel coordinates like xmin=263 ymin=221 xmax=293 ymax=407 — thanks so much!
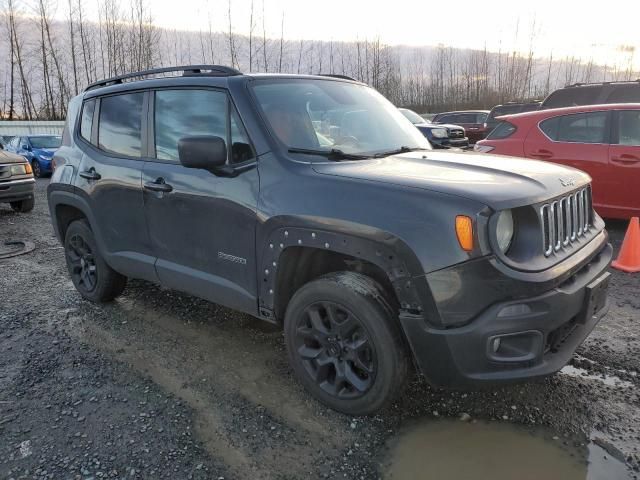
xmin=257 ymin=222 xmax=439 ymax=325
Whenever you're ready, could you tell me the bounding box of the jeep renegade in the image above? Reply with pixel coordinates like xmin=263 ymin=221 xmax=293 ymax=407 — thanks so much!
xmin=48 ymin=65 xmax=612 ymax=415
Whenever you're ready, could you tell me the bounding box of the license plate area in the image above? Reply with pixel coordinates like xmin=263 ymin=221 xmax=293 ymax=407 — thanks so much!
xmin=581 ymin=272 xmax=610 ymax=322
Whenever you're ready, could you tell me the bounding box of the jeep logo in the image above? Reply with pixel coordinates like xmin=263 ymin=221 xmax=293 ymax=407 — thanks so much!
xmin=559 ymin=177 xmax=575 ymax=187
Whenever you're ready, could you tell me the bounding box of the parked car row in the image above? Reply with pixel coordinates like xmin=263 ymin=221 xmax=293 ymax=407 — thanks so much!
xmin=3 ymin=134 xmax=62 ymax=178
xmin=406 ymin=80 xmax=640 ymax=148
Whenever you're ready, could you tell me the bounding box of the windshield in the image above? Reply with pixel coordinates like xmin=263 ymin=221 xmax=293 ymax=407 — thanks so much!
xmin=30 ymin=136 xmax=61 ymax=149
xmin=251 ymin=79 xmax=431 ymax=157
xmin=399 ymin=108 xmax=426 ymax=125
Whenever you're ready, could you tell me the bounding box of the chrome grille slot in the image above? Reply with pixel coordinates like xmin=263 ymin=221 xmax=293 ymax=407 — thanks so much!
xmin=540 ymin=186 xmax=593 ymax=257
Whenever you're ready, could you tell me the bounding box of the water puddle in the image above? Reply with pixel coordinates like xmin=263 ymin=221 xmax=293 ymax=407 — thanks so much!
xmin=560 ymin=365 xmax=634 ymax=388
xmin=384 ymin=420 xmax=631 ymax=480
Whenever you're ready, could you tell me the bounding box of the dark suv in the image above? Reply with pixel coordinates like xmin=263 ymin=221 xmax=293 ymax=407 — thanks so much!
xmin=48 ymin=65 xmax=612 ymax=415
xmin=541 ymin=80 xmax=640 ymax=109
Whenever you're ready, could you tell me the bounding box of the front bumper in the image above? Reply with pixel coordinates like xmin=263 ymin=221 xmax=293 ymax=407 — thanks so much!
xmin=0 ymin=178 xmax=35 ymax=203
xmin=400 ymin=241 xmax=613 ymax=388
xmin=431 ymin=137 xmax=469 ymax=149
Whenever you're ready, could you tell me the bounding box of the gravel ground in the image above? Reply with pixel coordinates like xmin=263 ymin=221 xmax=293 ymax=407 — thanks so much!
xmin=1 ymin=179 xmax=638 ymax=479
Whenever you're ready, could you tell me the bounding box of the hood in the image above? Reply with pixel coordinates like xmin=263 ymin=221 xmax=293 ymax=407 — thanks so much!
xmin=414 ymin=122 xmax=462 ymax=130
xmin=311 ymin=150 xmax=591 ymax=210
xmin=0 ymin=149 xmax=28 ymax=164
xmin=33 ymin=148 xmax=57 ymax=157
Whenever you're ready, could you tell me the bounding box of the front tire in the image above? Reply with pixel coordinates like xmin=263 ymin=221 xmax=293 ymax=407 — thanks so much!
xmin=284 ymin=272 xmax=408 ymax=415
xmin=31 ymin=160 xmax=42 ymax=178
xmin=64 ymin=219 xmax=126 ymax=302
xmin=10 ymin=198 xmax=34 ymax=213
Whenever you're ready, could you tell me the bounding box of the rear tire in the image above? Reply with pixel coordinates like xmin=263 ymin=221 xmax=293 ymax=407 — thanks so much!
xmin=64 ymin=219 xmax=126 ymax=302
xmin=284 ymin=272 xmax=408 ymax=415
xmin=10 ymin=198 xmax=34 ymax=213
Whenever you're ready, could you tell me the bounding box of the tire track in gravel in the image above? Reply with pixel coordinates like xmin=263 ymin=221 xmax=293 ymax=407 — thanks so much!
xmin=60 ymin=296 xmax=353 ymax=479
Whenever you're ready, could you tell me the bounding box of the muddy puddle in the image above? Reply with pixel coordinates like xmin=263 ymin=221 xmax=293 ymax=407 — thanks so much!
xmin=560 ymin=365 xmax=634 ymax=388
xmin=384 ymin=420 xmax=630 ymax=480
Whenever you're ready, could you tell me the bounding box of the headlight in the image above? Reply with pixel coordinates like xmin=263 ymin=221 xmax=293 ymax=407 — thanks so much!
xmin=495 ymin=210 xmax=514 ymax=253
xmin=431 ymin=128 xmax=448 ymax=139
xmin=10 ymin=164 xmax=26 ymax=175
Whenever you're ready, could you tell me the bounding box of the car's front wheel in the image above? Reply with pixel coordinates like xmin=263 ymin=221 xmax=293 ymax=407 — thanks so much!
xmin=10 ymin=198 xmax=34 ymax=213
xmin=31 ymin=160 xmax=42 ymax=178
xmin=64 ymin=219 xmax=126 ymax=302
xmin=284 ymin=272 xmax=408 ymax=415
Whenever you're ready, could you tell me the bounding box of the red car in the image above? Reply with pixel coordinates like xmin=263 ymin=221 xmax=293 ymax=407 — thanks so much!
xmin=432 ymin=110 xmax=490 ymax=144
xmin=475 ymin=104 xmax=640 ymax=219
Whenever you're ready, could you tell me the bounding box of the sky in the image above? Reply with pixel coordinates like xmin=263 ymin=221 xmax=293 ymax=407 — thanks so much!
xmin=97 ymin=0 xmax=640 ymax=69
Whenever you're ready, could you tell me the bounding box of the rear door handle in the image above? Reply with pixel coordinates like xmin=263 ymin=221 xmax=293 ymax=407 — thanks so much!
xmin=611 ymin=154 xmax=640 ymax=165
xmin=529 ymin=149 xmax=553 ymax=159
xmin=79 ymin=168 xmax=101 ymax=180
xmin=144 ymin=178 xmax=173 ymax=193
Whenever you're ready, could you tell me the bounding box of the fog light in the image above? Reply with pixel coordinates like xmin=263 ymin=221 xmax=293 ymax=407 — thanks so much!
xmin=491 ymin=337 xmax=501 ymax=353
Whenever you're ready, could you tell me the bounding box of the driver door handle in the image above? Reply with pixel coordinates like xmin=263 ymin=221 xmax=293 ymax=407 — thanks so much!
xmin=144 ymin=178 xmax=173 ymax=193
xmin=529 ymin=149 xmax=553 ymax=159
xmin=79 ymin=167 xmax=101 ymax=181
xmin=611 ymin=154 xmax=640 ymax=165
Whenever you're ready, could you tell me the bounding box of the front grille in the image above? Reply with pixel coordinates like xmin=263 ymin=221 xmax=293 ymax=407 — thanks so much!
xmin=448 ymin=129 xmax=464 ymax=139
xmin=540 ymin=186 xmax=593 ymax=257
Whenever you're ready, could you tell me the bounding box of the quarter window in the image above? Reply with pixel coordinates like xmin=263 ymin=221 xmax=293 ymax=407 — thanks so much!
xmin=540 ymin=112 xmax=608 ymax=144
xmin=616 ymin=110 xmax=640 ymax=146
xmin=98 ymin=93 xmax=144 ymax=157
xmin=80 ymin=99 xmax=96 ymax=142
xmin=154 ymin=89 xmax=227 ymax=161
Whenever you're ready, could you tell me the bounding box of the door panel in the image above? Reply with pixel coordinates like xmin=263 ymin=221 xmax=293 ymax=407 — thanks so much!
xmin=76 ymin=92 xmax=156 ymax=281
xmin=142 ymin=162 xmax=258 ymax=313
xmin=607 ymin=110 xmax=640 ymax=218
xmin=142 ymin=88 xmax=259 ymax=314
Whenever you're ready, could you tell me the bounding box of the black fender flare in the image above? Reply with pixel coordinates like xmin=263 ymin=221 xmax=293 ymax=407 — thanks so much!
xmin=47 ymin=186 xmax=106 ymax=253
xmin=256 ymin=221 xmax=441 ymax=324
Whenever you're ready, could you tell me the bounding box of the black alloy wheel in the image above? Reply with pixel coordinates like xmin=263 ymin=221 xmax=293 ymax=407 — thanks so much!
xmin=294 ymin=301 xmax=376 ymax=398
xmin=66 ymin=233 xmax=98 ymax=292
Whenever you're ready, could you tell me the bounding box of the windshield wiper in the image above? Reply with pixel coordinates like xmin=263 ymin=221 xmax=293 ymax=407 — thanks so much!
xmin=373 ymin=146 xmax=430 ymax=158
xmin=287 ymin=148 xmax=369 ymax=161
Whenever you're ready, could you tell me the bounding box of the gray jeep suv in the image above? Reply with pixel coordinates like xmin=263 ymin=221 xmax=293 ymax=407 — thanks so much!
xmin=48 ymin=65 xmax=612 ymax=415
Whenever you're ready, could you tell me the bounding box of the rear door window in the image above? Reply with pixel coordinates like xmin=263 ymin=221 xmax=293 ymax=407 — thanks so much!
xmin=97 ymin=93 xmax=144 ymax=157
xmin=542 ymin=86 xmax=602 ymax=109
xmin=540 ymin=112 xmax=608 ymax=143
xmin=616 ymin=110 xmax=640 ymax=146
xmin=607 ymin=85 xmax=640 ymax=103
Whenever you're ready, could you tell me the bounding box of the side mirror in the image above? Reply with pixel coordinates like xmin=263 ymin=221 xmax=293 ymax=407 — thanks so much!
xmin=178 ymin=136 xmax=226 ymax=171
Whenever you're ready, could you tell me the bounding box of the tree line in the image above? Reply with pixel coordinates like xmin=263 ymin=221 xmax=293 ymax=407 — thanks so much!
xmin=1 ymin=0 xmax=638 ymax=120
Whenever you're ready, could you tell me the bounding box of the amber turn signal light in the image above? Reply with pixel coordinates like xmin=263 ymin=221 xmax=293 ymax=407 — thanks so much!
xmin=25 ymin=162 xmax=33 ymax=174
xmin=455 ymin=215 xmax=474 ymax=252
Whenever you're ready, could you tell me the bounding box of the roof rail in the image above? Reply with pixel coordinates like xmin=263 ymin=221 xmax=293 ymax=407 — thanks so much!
xmin=565 ymin=79 xmax=640 ymax=88
xmin=318 ymin=74 xmax=358 ymax=82
xmin=85 ymin=65 xmax=243 ymax=92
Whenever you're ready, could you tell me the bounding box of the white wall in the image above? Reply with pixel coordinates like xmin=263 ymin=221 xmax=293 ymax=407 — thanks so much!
xmin=0 ymin=121 xmax=65 ymax=136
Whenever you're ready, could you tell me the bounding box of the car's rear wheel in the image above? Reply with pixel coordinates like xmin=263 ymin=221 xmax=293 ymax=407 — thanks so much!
xmin=64 ymin=219 xmax=126 ymax=302
xmin=284 ymin=272 xmax=408 ymax=415
xmin=10 ymin=198 xmax=34 ymax=213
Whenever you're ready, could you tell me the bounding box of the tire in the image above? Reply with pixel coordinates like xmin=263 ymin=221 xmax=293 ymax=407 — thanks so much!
xmin=31 ymin=160 xmax=42 ymax=178
xmin=64 ymin=219 xmax=126 ymax=302
xmin=284 ymin=272 xmax=408 ymax=415
xmin=10 ymin=198 xmax=35 ymax=213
